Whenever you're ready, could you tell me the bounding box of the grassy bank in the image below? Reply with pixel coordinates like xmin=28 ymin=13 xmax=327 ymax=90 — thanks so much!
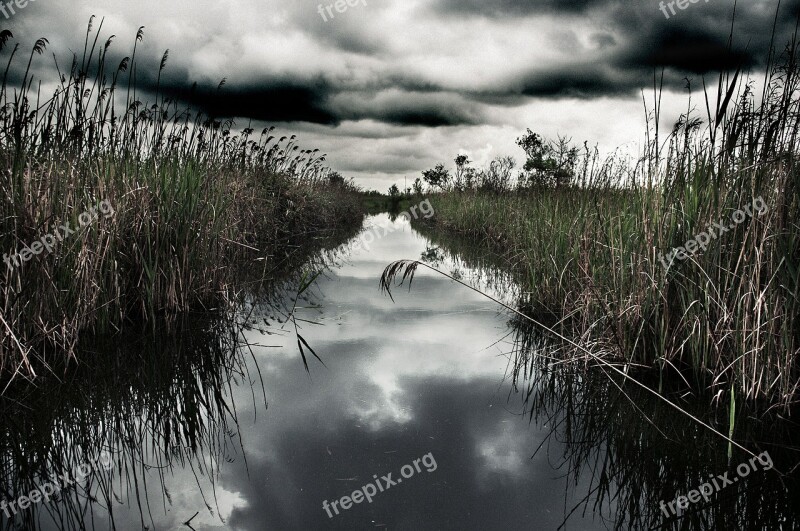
xmin=416 ymin=45 xmax=800 ymax=408
xmin=0 ymin=23 xmax=365 ymax=379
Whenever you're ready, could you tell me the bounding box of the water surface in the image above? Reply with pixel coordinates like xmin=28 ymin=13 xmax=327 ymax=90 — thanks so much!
xmin=1 ymin=214 xmax=797 ymax=531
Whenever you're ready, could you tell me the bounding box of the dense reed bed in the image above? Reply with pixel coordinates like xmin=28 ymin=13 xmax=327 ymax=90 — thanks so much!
xmin=0 ymin=314 xmax=250 ymax=531
xmin=0 ymin=21 xmax=365 ymax=381
xmin=0 ymin=249 xmax=340 ymax=530
xmin=414 ymin=41 xmax=800 ymax=409
xmin=403 ymin=199 xmax=800 ymax=529
xmin=513 ymin=333 xmax=800 ymax=530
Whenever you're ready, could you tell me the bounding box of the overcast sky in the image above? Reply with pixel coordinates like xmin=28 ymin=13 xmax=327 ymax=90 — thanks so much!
xmin=6 ymin=0 xmax=800 ymax=189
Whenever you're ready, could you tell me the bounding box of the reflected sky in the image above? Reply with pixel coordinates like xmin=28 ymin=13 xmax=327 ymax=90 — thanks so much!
xmin=5 ymin=214 xmax=798 ymax=531
xmin=14 ymin=214 xmax=618 ymax=531
xmin=218 ymin=214 xmax=616 ymax=530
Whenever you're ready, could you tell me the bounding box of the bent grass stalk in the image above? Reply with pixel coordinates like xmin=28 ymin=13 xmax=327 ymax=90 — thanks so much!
xmin=379 ymin=259 xmax=765 ymax=462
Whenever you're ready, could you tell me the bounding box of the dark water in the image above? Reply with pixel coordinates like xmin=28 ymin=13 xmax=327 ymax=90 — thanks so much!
xmin=1 ymin=214 xmax=798 ymax=530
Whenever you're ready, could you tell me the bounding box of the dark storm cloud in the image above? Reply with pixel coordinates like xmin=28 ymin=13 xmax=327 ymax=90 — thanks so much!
xmin=12 ymin=0 xmax=798 ymax=127
xmin=152 ymin=80 xmax=481 ymax=126
xmin=596 ymin=1 xmax=799 ymax=97
xmin=330 ymin=90 xmax=485 ymax=127
xmin=139 ymin=61 xmax=480 ymax=126
xmin=167 ymin=81 xmax=340 ymax=124
xmin=608 ymin=1 xmax=774 ymax=74
xmin=6 ymin=0 xmax=800 ymax=183
xmin=378 ymin=108 xmax=469 ymax=126
xmin=627 ymin=29 xmax=752 ymax=73
xmin=461 ymin=0 xmax=800 ymax=101
xmin=432 ymin=0 xmax=610 ymax=17
xmin=516 ymin=65 xmax=629 ymax=98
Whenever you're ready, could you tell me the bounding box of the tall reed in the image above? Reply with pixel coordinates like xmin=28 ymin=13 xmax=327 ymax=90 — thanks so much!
xmin=0 ymin=19 xmax=364 ymax=381
xmin=418 ymin=38 xmax=800 ymax=409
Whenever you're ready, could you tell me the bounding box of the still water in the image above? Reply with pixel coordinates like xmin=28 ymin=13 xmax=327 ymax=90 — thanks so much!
xmin=1 ymin=214 xmax=798 ymax=530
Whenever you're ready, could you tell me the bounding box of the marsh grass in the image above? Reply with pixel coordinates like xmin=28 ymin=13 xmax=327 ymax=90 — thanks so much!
xmin=384 ymin=230 xmax=800 ymax=528
xmin=515 ymin=344 xmax=800 ymax=530
xmin=393 ymin=39 xmax=800 ymax=409
xmin=0 ymin=242 xmax=343 ymax=529
xmin=0 ymin=314 xmax=252 ymax=530
xmin=0 ymin=19 xmax=364 ymax=382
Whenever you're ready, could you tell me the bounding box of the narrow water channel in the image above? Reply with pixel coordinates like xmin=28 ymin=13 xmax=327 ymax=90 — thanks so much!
xmin=1 ymin=214 xmax=797 ymax=530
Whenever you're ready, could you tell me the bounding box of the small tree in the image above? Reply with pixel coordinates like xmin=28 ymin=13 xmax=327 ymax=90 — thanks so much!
xmin=453 ymin=155 xmax=470 ymax=192
xmin=516 ymin=129 xmax=578 ymax=188
xmin=479 ymin=156 xmax=515 ymax=193
xmin=464 ymin=167 xmax=477 ymax=190
xmin=422 ymin=163 xmax=450 ymax=191
xmin=413 ymin=177 xmax=424 ymax=196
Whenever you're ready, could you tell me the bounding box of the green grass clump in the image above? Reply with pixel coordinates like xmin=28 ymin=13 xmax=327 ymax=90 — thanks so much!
xmin=0 ymin=20 xmax=365 ymax=379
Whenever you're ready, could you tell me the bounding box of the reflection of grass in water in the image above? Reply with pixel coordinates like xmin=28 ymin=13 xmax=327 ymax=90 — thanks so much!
xmin=512 ymin=342 xmax=800 ymax=530
xmin=0 ymin=240 xmax=347 ymax=530
xmin=414 ymin=225 xmax=522 ymax=304
xmin=0 ymin=314 xmax=252 ymax=530
xmin=506 ymin=302 xmax=800 ymax=531
xmin=384 ymin=235 xmax=800 ymax=530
